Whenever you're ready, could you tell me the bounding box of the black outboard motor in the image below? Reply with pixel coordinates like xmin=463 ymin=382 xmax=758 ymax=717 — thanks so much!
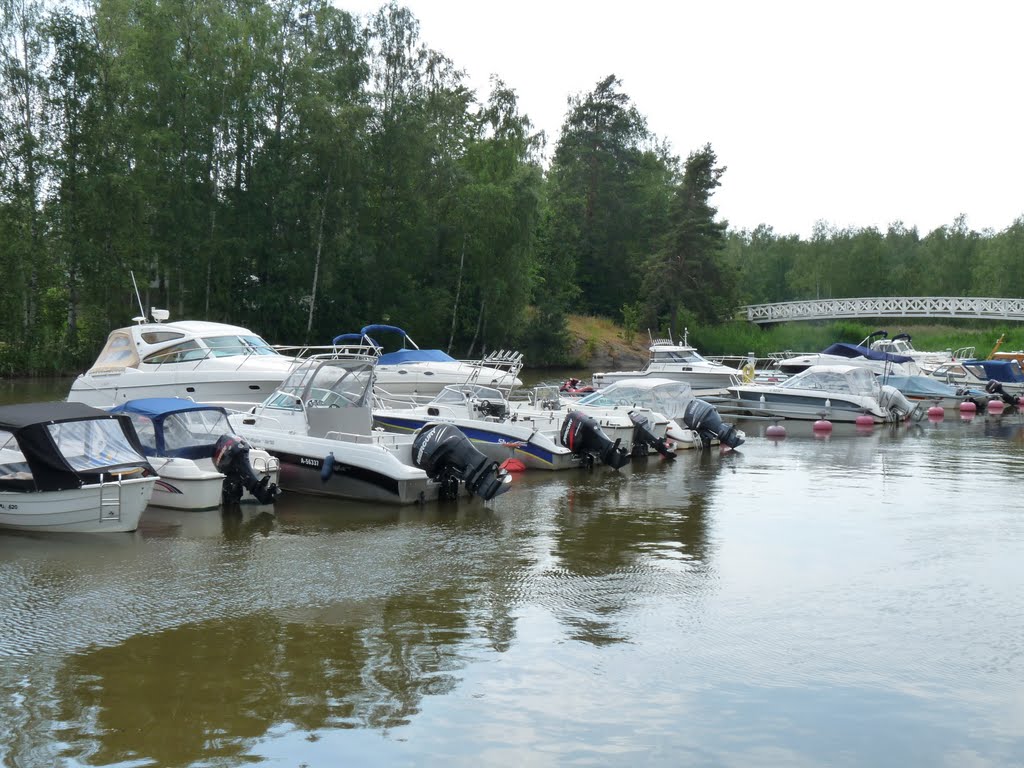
xmin=559 ymin=411 xmax=631 ymax=469
xmin=628 ymin=411 xmax=676 ymax=459
xmin=985 ymin=379 xmax=1018 ymax=406
xmin=682 ymin=399 xmax=745 ymax=449
xmin=412 ymin=423 xmax=512 ymax=502
xmin=213 ymin=434 xmax=281 ymax=505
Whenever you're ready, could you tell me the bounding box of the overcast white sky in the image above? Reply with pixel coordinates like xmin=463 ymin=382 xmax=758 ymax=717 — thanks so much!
xmin=345 ymin=1 xmax=1023 ymax=239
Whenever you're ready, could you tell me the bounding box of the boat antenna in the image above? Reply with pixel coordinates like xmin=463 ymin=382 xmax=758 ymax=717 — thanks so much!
xmin=130 ymin=271 xmax=147 ymax=323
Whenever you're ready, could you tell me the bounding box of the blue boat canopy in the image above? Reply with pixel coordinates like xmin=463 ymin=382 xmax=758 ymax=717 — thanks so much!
xmin=111 ymin=398 xmax=226 ymax=420
xmin=378 ymin=348 xmax=456 ymax=365
xmin=963 ymin=359 xmax=1024 ymax=383
xmin=821 ymin=342 xmax=913 ymax=364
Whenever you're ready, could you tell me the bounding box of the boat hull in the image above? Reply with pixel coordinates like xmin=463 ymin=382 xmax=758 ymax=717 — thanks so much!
xmin=0 ymin=476 xmax=155 ymax=533
xmin=146 ymin=454 xmax=280 ymax=511
xmin=728 ymin=388 xmax=886 ymax=423
xmin=68 ymin=371 xmax=292 ymax=410
xmin=373 ymin=414 xmax=582 ymax=471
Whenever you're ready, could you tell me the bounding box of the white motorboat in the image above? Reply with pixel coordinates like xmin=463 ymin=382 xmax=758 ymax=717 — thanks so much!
xmin=0 ymin=402 xmax=157 ymax=533
xmin=728 ymin=364 xmax=919 ymax=423
xmin=775 ymin=332 xmax=921 ymax=377
xmin=574 ymin=378 xmax=745 ymax=449
xmin=372 ymin=382 xmax=658 ymax=470
xmin=591 ymin=329 xmax=741 ymax=394
xmin=68 ymin=309 xmax=299 ymax=409
xmin=509 ymin=384 xmax=678 ymax=459
xmin=110 ymin=398 xmax=280 ymax=511
xmin=868 ymin=332 xmax=968 ymax=374
xmin=228 ymin=353 xmax=512 ymax=504
xmin=331 ymin=324 xmax=523 ymax=406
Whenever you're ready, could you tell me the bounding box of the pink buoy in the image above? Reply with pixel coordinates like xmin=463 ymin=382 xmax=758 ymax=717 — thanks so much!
xmin=812 ymin=419 xmax=833 ymax=433
xmin=855 ymin=414 xmax=874 ymax=428
xmin=959 ymin=401 xmax=977 ymax=413
xmin=927 ymin=405 xmax=944 ymax=418
xmin=1018 ymin=396 xmax=1024 ymax=408
xmin=765 ymin=424 xmax=787 ymax=439
xmin=988 ymin=399 xmax=1005 ymax=413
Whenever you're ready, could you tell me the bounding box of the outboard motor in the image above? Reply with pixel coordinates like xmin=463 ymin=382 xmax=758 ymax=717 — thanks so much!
xmin=985 ymin=379 xmax=1018 ymax=407
xmin=559 ymin=411 xmax=630 ymax=469
xmin=878 ymin=384 xmax=920 ymax=421
xmin=412 ymin=423 xmax=512 ymax=502
xmin=628 ymin=411 xmax=676 ymax=459
xmin=213 ymin=434 xmax=280 ymax=505
xmin=682 ymin=399 xmax=745 ymax=449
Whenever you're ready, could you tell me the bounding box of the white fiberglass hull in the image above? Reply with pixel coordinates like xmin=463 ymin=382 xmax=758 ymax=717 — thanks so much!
xmin=146 ymin=453 xmax=279 ymax=511
xmin=227 ymin=419 xmax=437 ymax=505
xmin=68 ymin=369 xmax=293 ymax=410
xmin=372 ymin=410 xmax=581 ymax=471
xmin=728 ymin=385 xmax=888 ymax=423
xmin=0 ymin=476 xmax=156 ymax=533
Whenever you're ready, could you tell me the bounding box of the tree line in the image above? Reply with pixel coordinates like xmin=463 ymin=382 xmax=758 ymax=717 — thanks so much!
xmin=2 ymin=0 xmax=1022 ymax=375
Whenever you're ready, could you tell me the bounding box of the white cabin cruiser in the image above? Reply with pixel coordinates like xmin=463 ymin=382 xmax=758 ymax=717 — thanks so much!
xmin=68 ymin=310 xmax=298 ymax=409
xmin=228 ymin=354 xmax=511 ymax=504
xmin=728 ymin=364 xmax=919 ymax=423
xmin=591 ymin=329 xmax=741 ymax=394
xmin=0 ymin=402 xmax=157 ymax=533
xmin=331 ymin=325 xmax=523 ymax=407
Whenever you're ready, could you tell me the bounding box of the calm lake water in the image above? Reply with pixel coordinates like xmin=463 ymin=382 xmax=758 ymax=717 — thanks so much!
xmin=2 ymin=377 xmax=1023 ymax=767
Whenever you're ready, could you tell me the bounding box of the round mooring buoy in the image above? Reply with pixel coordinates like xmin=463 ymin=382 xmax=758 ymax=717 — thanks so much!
xmin=959 ymin=401 xmax=977 ymax=414
xmin=988 ymin=399 xmax=1005 ymax=414
xmin=812 ymin=419 xmax=833 ymax=433
xmin=765 ymin=423 xmax=787 ymax=439
xmin=927 ymin=405 xmax=945 ymax=420
xmin=855 ymin=414 xmax=874 ymax=428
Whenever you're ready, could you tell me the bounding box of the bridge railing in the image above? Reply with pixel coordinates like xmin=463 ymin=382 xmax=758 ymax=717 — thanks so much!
xmin=742 ymin=296 xmax=1024 ymax=324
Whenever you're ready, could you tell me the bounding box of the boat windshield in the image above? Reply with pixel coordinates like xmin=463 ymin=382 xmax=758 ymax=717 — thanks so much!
xmin=125 ymin=409 xmax=231 ymax=456
xmin=202 ymin=334 xmax=279 ymax=357
xmin=279 ymin=361 xmax=374 ymax=407
xmin=47 ymin=419 xmax=147 ymax=471
xmin=780 ymin=367 xmax=877 ymax=395
xmin=651 ymin=348 xmax=706 ymax=364
xmin=433 ymin=384 xmax=504 ymax=405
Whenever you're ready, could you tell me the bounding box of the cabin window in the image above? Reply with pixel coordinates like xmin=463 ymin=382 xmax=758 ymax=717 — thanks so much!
xmin=140 ymin=330 xmax=185 ymax=344
xmin=88 ymin=331 xmax=140 ymax=372
xmin=143 ymin=340 xmax=206 ymax=364
xmin=47 ymin=419 xmax=146 ymax=470
xmin=0 ymin=429 xmax=31 ymax=483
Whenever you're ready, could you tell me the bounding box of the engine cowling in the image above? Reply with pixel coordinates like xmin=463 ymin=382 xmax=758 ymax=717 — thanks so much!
xmin=682 ymin=399 xmax=745 ymax=449
xmin=559 ymin=411 xmax=630 ymax=469
xmin=412 ymin=423 xmax=512 ymax=501
xmin=213 ymin=434 xmax=280 ymax=505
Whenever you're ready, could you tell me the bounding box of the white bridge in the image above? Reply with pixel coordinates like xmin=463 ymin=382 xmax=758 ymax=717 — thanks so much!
xmin=741 ymin=296 xmax=1024 ymax=325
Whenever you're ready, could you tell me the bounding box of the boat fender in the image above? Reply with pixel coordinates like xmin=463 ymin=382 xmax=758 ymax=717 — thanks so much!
xmin=321 ymin=452 xmax=335 ymax=482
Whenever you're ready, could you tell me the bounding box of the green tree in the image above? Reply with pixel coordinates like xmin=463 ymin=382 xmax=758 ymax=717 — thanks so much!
xmin=642 ymin=143 xmax=734 ymax=327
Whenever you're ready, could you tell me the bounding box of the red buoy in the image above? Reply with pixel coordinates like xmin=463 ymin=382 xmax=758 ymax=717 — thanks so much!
xmin=959 ymin=401 xmax=977 ymax=413
xmin=855 ymin=414 xmax=874 ymax=428
xmin=988 ymin=399 xmax=1005 ymax=414
xmin=765 ymin=424 xmax=787 ymax=439
xmin=813 ymin=419 xmax=833 ymax=433
xmin=927 ymin=405 xmax=944 ymax=420
xmin=499 ymin=458 xmax=527 ymax=472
